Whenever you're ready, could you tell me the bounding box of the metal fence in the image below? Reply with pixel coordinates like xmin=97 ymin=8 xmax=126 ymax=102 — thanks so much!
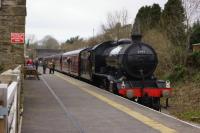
xmin=0 ymin=66 xmax=22 ymax=133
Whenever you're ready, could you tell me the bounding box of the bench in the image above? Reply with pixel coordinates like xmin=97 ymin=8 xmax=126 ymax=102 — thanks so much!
xmin=24 ymin=67 xmax=40 ymax=80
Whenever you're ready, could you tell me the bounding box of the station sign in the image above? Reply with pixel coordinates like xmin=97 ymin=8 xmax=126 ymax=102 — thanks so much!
xmin=11 ymin=33 xmax=25 ymax=44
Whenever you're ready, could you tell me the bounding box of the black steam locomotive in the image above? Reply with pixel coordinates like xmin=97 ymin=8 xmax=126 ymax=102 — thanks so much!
xmin=45 ymin=35 xmax=172 ymax=110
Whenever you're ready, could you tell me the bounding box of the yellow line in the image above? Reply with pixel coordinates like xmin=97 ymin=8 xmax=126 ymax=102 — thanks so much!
xmin=55 ymin=73 xmax=176 ymax=133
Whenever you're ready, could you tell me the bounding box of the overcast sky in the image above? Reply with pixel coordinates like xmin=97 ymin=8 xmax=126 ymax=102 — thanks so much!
xmin=26 ymin=0 xmax=167 ymax=42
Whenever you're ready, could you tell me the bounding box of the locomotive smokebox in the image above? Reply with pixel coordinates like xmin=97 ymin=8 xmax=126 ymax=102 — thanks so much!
xmin=122 ymin=42 xmax=158 ymax=79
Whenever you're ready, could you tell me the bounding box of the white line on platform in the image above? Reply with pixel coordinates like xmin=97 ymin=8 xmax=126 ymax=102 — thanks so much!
xmin=41 ymin=76 xmax=85 ymax=133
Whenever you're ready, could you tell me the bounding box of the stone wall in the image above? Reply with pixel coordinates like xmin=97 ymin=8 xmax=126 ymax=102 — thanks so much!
xmin=0 ymin=0 xmax=26 ymax=71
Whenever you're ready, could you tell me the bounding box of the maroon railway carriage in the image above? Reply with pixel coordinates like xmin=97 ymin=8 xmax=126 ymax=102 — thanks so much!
xmin=57 ymin=48 xmax=92 ymax=79
xmin=61 ymin=49 xmax=84 ymax=76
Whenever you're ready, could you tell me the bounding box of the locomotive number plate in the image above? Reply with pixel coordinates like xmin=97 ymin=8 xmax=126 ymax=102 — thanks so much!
xmin=137 ymin=50 xmax=146 ymax=54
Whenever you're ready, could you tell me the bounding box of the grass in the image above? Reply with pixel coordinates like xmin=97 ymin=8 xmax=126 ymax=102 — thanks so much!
xmin=172 ymin=109 xmax=200 ymax=123
xmin=164 ymin=68 xmax=200 ymax=124
xmin=180 ymin=110 xmax=200 ymax=123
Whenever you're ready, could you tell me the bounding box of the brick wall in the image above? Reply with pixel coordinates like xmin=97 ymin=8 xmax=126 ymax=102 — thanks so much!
xmin=0 ymin=0 xmax=26 ymax=71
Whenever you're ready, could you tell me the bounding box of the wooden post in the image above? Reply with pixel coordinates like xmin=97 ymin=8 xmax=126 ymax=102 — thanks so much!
xmin=166 ymin=98 xmax=169 ymax=108
xmin=15 ymin=69 xmax=21 ymax=133
xmin=0 ymin=84 xmax=8 ymax=133
xmin=0 ymin=119 xmax=5 ymax=133
xmin=17 ymin=76 xmax=21 ymax=133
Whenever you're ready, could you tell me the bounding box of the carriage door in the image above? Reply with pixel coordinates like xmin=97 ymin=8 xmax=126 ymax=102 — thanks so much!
xmin=80 ymin=51 xmax=92 ymax=80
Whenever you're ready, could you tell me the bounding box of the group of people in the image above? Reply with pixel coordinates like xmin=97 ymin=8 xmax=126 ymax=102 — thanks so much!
xmin=42 ymin=59 xmax=55 ymax=74
xmin=26 ymin=58 xmax=55 ymax=74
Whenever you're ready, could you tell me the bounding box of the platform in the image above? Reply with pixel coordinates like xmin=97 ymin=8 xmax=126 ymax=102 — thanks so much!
xmin=21 ymin=69 xmax=200 ymax=133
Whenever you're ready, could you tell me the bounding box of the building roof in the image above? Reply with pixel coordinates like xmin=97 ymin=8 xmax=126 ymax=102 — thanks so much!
xmin=63 ymin=48 xmax=85 ymax=56
xmin=35 ymin=49 xmax=63 ymax=58
xmin=192 ymin=43 xmax=200 ymax=46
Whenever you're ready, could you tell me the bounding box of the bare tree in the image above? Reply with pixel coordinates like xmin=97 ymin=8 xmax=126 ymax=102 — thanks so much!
xmin=182 ymin=0 xmax=200 ymax=50
xmin=101 ymin=9 xmax=131 ymax=40
xmin=105 ymin=9 xmax=128 ymax=29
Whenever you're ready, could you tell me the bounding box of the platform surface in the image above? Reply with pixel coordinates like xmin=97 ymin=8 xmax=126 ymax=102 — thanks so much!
xmin=21 ymin=69 xmax=200 ymax=133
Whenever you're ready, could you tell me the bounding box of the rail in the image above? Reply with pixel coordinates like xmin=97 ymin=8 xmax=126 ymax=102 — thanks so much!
xmin=0 ymin=66 xmax=22 ymax=133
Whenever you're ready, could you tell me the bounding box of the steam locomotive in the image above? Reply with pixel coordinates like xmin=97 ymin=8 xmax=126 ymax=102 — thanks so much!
xmin=44 ymin=35 xmax=172 ymax=110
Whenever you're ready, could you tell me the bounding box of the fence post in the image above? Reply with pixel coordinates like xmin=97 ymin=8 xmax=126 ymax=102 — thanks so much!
xmin=0 ymin=84 xmax=8 ymax=133
xmin=13 ymin=67 xmax=21 ymax=133
xmin=0 ymin=65 xmax=21 ymax=133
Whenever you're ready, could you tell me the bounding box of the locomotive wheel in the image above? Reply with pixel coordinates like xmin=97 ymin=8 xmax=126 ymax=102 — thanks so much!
xmin=138 ymin=97 xmax=161 ymax=111
xmin=103 ymin=79 xmax=109 ymax=91
xmin=152 ymin=98 xmax=161 ymax=111
xmin=109 ymin=82 xmax=118 ymax=95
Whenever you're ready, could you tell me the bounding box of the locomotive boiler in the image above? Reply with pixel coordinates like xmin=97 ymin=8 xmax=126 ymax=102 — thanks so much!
xmin=102 ymin=35 xmax=158 ymax=79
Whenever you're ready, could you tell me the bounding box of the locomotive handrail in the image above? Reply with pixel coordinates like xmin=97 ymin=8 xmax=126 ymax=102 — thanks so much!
xmin=0 ymin=65 xmax=22 ymax=133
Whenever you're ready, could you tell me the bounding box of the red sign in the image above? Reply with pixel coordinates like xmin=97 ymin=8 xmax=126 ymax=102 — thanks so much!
xmin=11 ymin=33 xmax=25 ymax=44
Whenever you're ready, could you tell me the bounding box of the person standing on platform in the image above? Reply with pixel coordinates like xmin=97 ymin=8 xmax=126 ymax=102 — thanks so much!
xmin=34 ymin=59 xmax=39 ymax=71
xmin=43 ymin=60 xmax=47 ymax=74
xmin=48 ymin=61 xmax=53 ymax=74
xmin=52 ymin=59 xmax=55 ymax=74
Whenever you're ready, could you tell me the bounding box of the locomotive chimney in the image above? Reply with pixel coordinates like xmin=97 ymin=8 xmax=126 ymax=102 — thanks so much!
xmin=131 ymin=34 xmax=142 ymax=42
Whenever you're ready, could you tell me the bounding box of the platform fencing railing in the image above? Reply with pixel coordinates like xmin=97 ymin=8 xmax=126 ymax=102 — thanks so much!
xmin=0 ymin=65 xmax=22 ymax=133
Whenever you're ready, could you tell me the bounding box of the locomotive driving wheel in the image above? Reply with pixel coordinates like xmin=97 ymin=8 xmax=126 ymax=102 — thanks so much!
xmin=152 ymin=97 xmax=161 ymax=111
xmin=103 ymin=79 xmax=109 ymax=91
xmin=138 ymin=97 xmax=161 ymax=111
xmin=108 ymin=81 xmax=118 ymax=94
